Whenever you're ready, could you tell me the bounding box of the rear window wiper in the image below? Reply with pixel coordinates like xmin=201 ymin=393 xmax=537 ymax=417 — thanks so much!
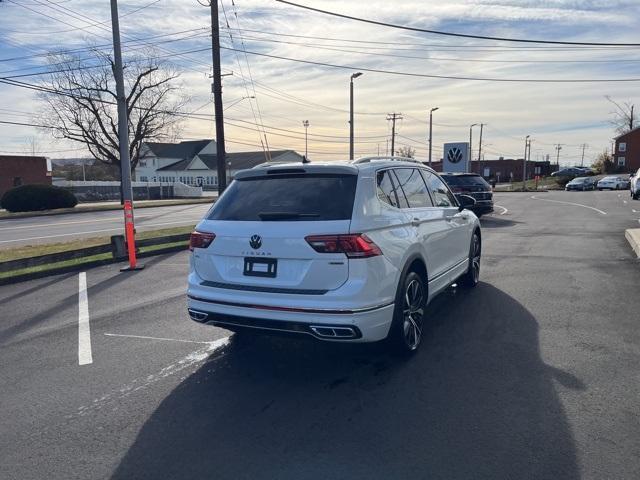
xmin=258 ymin=212 xmax=320 ymax=220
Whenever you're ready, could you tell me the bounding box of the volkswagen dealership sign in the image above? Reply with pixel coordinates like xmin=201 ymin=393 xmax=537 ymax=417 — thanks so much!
xmin=443 ymin=142 xmax=470 ymax=173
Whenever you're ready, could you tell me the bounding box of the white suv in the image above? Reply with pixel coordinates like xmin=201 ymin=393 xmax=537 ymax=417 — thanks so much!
xmin=187 ymin=158 xmax=481 ymax=353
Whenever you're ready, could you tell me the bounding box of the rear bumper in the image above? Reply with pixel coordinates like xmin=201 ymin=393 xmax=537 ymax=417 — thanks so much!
xmin=471 ymin=201 xmax=494 ymax=214
xmin=187 ymin=295 xmax=395 ymax=343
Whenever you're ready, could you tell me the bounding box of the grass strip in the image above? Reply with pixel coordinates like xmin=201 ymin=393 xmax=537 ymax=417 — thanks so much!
xmin=0 ymin=225 xmax=195 ymax=263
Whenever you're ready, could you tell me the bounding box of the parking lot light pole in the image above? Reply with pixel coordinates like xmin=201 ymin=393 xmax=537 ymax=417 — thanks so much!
xmin=428 ymin=107 xmax=439 ymax=166
xmin=522 ymin=135 xmax=530 ymax=191
xmin=349 ymin=72 xmax=363 ymax=160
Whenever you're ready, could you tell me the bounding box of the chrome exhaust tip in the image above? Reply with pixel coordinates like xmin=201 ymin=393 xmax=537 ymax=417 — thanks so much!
xmin=188 ymin=309 xmax=209 ymax=322
xmin=310 ymin=326 xmax=357 ymax=339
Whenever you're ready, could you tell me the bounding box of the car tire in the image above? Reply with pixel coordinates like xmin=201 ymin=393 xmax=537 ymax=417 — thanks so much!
xmin=387 ymin=271 xmax=426 ymax=354
xmin=598 ymin=188 xmax=602 ymax=191
xmin=459 ymin=231 xmax=481 ymax=288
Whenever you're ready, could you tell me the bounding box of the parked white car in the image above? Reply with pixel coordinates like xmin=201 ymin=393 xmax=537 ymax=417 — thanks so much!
xmin=597 ymin=176 xmax=630 ymax=190
xmin=631 ymin=169 xmax=640 ymax=200
xmin=187 ymin=158 xmax=481 ymax=353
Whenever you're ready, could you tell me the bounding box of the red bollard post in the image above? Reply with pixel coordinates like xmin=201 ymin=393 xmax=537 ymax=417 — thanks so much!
xmin=120 ymin=200 xmax=144 ymax=271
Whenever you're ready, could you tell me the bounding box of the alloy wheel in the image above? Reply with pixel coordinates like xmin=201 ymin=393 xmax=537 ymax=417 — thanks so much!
xmin=471 ymin=234 xmax=481 ymax=283
xmin=402 ymin=279 xmax=424 ymax=350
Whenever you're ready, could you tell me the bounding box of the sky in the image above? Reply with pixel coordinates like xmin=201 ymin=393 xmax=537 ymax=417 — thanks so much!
xmin=1 ymin=0 xmax=639 ymax=166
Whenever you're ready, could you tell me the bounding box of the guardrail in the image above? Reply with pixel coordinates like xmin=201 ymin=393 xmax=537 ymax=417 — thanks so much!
xmin=0 ymin=233 xmax=191 ymax=282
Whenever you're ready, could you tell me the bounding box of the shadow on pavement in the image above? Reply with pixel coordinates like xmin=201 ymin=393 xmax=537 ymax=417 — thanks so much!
xmin=112 ymin=283 xmax=582 ymax=480
xmin=0 ymin=251 xmax=183 ymax=346
xmin=480 ymin=216 xmax=520 ymax=228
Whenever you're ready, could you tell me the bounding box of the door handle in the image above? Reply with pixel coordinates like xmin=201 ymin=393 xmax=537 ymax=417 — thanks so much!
xmin=411 ymin=218 xmax=421 ymax=227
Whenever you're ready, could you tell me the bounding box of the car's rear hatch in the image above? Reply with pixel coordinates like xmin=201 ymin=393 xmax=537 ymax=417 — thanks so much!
xmin=192 ymin=166 xmax=359 ymax=293
xmin=443 ymin=174 xmax=492 ymax=200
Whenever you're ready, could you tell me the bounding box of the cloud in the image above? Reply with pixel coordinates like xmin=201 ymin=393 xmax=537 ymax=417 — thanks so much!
xmin=0 ymin=0 xmax=638 ymax=164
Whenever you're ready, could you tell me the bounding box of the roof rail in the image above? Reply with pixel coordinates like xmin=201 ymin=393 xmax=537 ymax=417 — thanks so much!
xmin=351 ymin=156 xmax=422 ymax=165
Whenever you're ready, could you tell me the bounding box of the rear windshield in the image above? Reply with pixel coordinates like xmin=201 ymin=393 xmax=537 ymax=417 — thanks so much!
xmin=208 ymin=173 xmax=357 ymax=221
xmin=441 ymin=175 xmax=489 ymax=187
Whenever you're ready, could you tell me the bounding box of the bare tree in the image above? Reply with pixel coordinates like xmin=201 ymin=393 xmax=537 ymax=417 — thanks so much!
xmin=40 ymin=50 xmax=188 ymax=173
xmin=397 ymin=145 xmax=416 ymax=158
xmin=605 ymin=96 xmax=636 ymax=135
xmin=22 ymin=136 xmax=43 ymax=156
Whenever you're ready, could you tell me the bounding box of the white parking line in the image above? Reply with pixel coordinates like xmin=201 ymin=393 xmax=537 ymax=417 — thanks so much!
xmin=104 ymin=333 xmax=216 ymax=345
xmin=78 ymin=272 xmax=93 ymax=366
xmin=494 ymin=205 xmax=508 ymax=215
xmin=530 ymin=196 xmax=607 ymax=215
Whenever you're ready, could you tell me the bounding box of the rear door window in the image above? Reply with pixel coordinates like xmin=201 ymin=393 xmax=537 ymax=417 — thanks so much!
xmin=208 ymin=173 xmax=357 ymax=221
xmin=422 ymin=171 xmax=458 ymax=208
xmin=377 ymin=170 xmax=408 ymax=208
xmin=393 ymin=168 xmax=433 ymax=208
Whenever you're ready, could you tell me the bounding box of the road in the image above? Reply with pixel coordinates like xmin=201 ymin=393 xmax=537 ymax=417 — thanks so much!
xmin=1 ymin=191 xmax=639 ymax=479
xmin=0 ymin=203 xmax=212 ymax=248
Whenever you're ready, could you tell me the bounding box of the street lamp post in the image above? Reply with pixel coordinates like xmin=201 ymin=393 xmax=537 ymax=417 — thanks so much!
xmin=522 ymin=135 xmax=530 ymax=191
xmin=428 ymin=107 xmax=439 ymax=167
xmin=469 ymin=124 xmax=478 ymax=171
xmin=302 ymin=120 xmax=309 ymax=161
xmin=349 ymin=72 xmax=363 ymax=160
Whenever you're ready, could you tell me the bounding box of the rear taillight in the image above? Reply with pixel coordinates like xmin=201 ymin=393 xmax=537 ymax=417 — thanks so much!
xmin=305 ymin=234 xmax=382 ymax=258
xmin=189 ymin=231 xmax=215 ymax=251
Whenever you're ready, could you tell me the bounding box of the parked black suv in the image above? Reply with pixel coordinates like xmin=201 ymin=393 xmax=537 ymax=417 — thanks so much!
xmin=440 ymin=173 xmax=494 ymax=216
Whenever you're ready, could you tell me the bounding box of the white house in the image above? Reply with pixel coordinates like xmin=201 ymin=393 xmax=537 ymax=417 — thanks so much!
xmin=135 ymin=139 xmax=304 ymax=187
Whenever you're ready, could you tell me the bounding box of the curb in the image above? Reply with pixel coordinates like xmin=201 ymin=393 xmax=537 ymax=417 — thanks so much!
xmin=0 ymin=244 xmax=188 ymax=286
xmin=625 ymin=229 xmax=640 ymax=258
xmin=0 ymin=198 xmax=214 ymax=221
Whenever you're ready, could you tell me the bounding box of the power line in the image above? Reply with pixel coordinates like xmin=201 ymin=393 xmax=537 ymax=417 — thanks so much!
xmin=275 ymin=0 xmax=640 ymax=47
xmin=231 ymin=32 xmax=640 ymax=65
xmin=220 ymin=46 xmax=640 ymax=83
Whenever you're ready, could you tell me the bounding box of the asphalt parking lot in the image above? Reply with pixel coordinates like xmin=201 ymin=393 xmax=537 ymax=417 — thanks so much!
xmin=1 ymin=191 xmax=639 ymax=480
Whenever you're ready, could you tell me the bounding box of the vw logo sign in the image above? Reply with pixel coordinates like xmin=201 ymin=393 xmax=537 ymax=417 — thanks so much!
xmin=447 ymin=147 xmax=463 ymax=164
xmin=249 ymin=235 xmax=262 ymax=250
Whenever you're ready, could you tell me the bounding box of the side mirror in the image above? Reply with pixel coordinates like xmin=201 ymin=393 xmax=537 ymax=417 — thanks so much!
xmin=457 ymin=194 xmax=476 ymax=212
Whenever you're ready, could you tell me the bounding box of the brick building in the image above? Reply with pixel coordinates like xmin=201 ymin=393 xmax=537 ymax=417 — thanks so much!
xmin=614 ymin=127 xmax=640 ymax=173
xmin=427 ymin=158 xmax=557 ymax=182
xmin=0 ymin=155 xmax=52 ymax=197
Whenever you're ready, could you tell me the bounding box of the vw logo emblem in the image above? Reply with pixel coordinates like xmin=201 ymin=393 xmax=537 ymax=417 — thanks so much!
xmin=447 ymin=147 xmax=463 ymax=164
xmin=249 ymin=235 xmax=262 ymax=250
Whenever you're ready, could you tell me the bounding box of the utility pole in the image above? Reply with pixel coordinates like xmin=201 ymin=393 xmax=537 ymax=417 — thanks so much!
xmin=631 ymin=105 xmax=635 ymax=131
xmin=469 ymin=124 xmax=477 ymax=169
xmin=428 ymin=107 xmax=439 ymax=166
xmin=110 ymin=0 xmax=142 ymax=271
xmin=387 ymin=113 xmax=402 ymax=156
xmin=207 ymin=0 xmax=227 ymax=194
xmin=477 ymin=123 xmax=484 ymax=162
xmin=580 ymin=143 xmax=588 ymax=167
xmin=349 ymin=72 xmax=363 ymax=160
xmin=302 ymin=120 xmax=309 ymax=161
xmin=522 ymin=135 xmax=530 ymax=191
xmin=555 ymin=144 xmax=563 ymax=167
